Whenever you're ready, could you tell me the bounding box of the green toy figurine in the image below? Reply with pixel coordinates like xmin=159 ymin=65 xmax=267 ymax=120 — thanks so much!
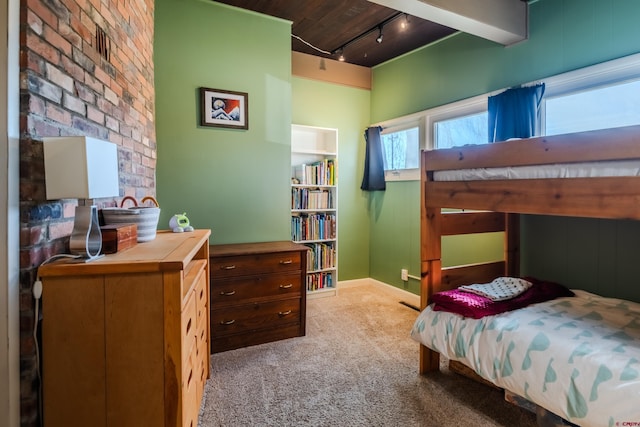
xmin=169 ymin=212 xmax=194 ymax=233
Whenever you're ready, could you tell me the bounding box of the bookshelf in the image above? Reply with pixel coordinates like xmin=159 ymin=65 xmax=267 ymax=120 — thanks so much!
xmin=291 ymin=124 xmax=338 ymax=298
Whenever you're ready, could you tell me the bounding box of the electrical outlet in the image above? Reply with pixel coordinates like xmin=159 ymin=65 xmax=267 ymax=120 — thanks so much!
xmin=401 ymin=268 xmax=409 ymax=281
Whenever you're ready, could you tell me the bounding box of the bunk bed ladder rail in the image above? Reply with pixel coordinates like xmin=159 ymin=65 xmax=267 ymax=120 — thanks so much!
xmin=419 ymin=205 xmax=519 ymax=374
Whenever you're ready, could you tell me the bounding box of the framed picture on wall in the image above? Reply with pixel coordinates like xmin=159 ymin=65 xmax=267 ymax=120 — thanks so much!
xmin=199 ymin=87 xmax=249 ymax=130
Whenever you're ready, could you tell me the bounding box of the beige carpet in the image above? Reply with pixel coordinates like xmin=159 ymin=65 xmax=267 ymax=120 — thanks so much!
xmin=198 ymin=283 xmax=537 ymax=426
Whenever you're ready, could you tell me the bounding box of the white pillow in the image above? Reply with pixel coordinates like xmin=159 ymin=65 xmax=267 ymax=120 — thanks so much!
xmin=459 ymin=277 xmax=532 ymax=301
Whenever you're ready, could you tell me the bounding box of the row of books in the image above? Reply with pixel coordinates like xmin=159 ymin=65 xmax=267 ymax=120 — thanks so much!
xmin=306 ymin=271 xmax=334 ymax=292
xmin=293 ymin=159 xmax=336 ymax=186
xmin=291 ymin=213 xmax=336 ymax=242
xmin=304 ymin=242 xmax=336 ymax=271
xmin=291 ymin=188 xmax=334 ymax=210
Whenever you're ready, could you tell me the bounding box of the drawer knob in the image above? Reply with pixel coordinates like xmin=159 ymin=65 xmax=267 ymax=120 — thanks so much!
xmin=278 ymin=310 xmax=292 ymax=317
xmin=279 ymin=259 xmax=293 ymax=265
xmin=220 ymin=290 xmax=236 ymax=296
xmin=279 ymin=284 xmax=293 ymax=289
xmin=221 ymin=265 xmax=236 ymax=270
xmin=220 ymin=319 xmax=236 ymax=325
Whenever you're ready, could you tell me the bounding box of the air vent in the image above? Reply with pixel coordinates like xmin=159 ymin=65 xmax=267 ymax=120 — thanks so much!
xmin=95 ymin=25 xmax=110 ymax=62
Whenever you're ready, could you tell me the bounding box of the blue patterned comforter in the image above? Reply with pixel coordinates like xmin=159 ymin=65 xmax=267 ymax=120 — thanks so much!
xmin=411 ymin=290 xmax=640 ymax=427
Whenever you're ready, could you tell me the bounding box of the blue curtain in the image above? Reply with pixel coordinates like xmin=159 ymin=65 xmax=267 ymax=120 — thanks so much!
xmin=488 ymin=83 xmax=545 ymax=142
xmin=360 ymin=126 xmax=386 ymax=191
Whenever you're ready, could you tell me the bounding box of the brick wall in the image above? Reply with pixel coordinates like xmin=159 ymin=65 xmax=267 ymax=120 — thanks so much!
xmin=18 ymin=0 xmax=155 ymax=424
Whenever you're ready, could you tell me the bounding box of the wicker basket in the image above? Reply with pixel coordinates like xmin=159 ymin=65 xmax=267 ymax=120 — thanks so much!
xmin=102 ymin=196 xmax=161 ymax=242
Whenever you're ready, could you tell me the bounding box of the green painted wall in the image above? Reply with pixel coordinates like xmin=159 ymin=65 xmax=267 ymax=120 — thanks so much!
xmin=368 ymin=183 xmax=503 ymax=295
xmin=372 ymin=0 xmax=640 ymax=123
xmin=367 ymin=182 xmax=421 ymax=294
xmin=371 ymin=0 xmax=640 ymax=299
xmin=154 ymin=0 xmax=640 ymax=297
xmin=154 ymin=0 xmax=372 ymax=280
xmin=154 ymin=0 xmax=292 ymax=244
xmin=522 ymin=216 xmax=640 ymax=302
xmin=292 ymin=77 xmax=371 ymax=280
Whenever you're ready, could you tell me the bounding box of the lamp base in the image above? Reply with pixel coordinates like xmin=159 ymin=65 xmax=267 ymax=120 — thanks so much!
xmin=69 ymin=205 xmax=103 ymax=260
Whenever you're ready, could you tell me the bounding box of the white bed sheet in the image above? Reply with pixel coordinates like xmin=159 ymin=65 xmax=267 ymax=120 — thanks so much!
xmin=410 ymin=290 xmax=640 ymax=427
xmin=433 ymin=160 xmax=640 ymax=181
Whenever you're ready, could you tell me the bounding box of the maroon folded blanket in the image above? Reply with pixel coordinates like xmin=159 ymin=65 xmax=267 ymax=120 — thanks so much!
xmin=431 ymin=277 xmax=574 ymax=319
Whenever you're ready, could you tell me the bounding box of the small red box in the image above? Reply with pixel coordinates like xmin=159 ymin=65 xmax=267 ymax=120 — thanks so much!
xmin=101 ymin=224 xmax=137 ymax=254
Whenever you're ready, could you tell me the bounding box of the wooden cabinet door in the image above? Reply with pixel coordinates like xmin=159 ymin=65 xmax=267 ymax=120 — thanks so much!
xmin=105 ymin=273 xmax=165 ymax=426
xmin=42 ymin=276 xmax=107 ymax=427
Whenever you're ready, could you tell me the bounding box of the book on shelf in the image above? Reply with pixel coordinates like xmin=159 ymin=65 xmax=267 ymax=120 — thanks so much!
xmin=290 ymin=213 xmax=336 ymax=242
xmin=291 ymin=187 xmax=333 ymax=210
xmin=306 ymin=271 xmax=334 ymax=292
xmin=292 ymin=159 xmax=336 ymax=186
xmin=293 ymin=164 xmax=306 ymax=184
xmin=304 ymin=242 xmax=336 ymax=271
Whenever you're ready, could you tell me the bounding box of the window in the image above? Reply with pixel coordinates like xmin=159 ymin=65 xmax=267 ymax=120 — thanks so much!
xmin=369 ymin=53 xmax=640 ymax=181
xmin=426 ymin=54 xmax=640 ymax=148
xmin=378 ymin=118 xmax=423 ymax=181
xmin=545 ymin=78 xmax=640 ymax=136
xmin=426 ymin=94 xmax=488 ymax=150
xmin=381 ymin=125 xmax=419 ymax=180
xmin=434 ymin=112 xmax=487 ymax=149
xmin=541 ymin=53 xmax=640 ymax=136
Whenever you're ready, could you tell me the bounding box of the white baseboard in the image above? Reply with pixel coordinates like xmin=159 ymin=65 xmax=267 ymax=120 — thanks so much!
xmin=338 ymin=278 xmax=420 ymax=308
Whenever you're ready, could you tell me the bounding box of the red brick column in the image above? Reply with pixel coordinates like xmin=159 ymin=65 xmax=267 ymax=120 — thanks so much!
xmin=19 ymin=0 xmax=155 ymax=424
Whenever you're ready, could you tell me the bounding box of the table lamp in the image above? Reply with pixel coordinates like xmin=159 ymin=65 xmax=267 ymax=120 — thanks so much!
xmin=43 ymin=136 xmax=120 ymax=260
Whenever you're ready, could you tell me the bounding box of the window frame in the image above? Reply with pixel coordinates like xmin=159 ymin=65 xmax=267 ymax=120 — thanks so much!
xmin=378 ymin=115 xmax=425 ymax=182
xmin=426 ymin=95 xmax=488 ymax=150
xmin=540 ymin=54 xmax=640 ymax=134
xmin=369 ymin=52 xmax=640 ymax=182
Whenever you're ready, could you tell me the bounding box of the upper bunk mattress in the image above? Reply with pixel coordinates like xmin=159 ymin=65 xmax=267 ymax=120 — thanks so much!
xmin=410 ymin=289 xmax=640 ymax=427
xmin=433 ymin=160 xmax=640 ymax=181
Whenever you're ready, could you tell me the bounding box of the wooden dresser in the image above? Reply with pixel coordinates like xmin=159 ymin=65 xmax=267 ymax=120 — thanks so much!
xmin=38 ymin=229 xmax=211 ymax=427
xmin=209 ymin=241 xmax=308 ymax=353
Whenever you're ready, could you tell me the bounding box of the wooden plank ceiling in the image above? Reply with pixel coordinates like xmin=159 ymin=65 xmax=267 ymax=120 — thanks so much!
xmin=213 ymin=0 xmax=457 ymax=68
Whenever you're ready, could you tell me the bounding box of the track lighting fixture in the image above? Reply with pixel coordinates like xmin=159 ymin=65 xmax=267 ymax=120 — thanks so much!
xmin=330 ymin=46 xmax=346 ymax=62
xmin=329 ymin=11 xmax=407 ymax=63
xmin=401 ymin=14 xmax=409 ymax=30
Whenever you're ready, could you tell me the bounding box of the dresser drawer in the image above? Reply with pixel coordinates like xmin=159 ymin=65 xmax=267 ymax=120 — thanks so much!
xmin=211 ymin=272 xmax=302 ymax=306
xmin=195 ymin=342 xmax=207 ymax=408
xmin=183 ymin=259 xmax=207 ymax=302
xmin=195 ymin=269 xmax=208 ymax=329
xmin=181 ymin=291 xmax=197 ymax=364
xmin=195 ymin=333 xmax=208 ymax=377
xmin=211 ymin=252 xmax=301 ymax=279
xmin=212 ymin=298 xmax=301 ymax=336
xmin=181 ymin=351 xmax=198 ymax=427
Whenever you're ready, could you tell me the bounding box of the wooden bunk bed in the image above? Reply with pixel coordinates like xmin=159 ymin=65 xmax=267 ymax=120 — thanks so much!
xmin=416 ymin=124 xmax=640 ymax=426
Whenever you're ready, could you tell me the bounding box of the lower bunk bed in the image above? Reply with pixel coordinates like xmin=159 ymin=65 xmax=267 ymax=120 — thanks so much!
xmin=412 ymin=285 xmax=640 ymax=426
xmin=416 ymin=125 xmax=640 ymax=427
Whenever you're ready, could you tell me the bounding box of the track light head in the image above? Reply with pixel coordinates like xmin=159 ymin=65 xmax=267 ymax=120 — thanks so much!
xmin=401 ymin=14 xmax=409 ymax=30
xmin=376 ymin=26 xmax=383 ymax=43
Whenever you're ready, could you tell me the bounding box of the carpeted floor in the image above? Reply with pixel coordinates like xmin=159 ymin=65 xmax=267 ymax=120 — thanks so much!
xmin=198 ymin=283 xmax=538 ymax=426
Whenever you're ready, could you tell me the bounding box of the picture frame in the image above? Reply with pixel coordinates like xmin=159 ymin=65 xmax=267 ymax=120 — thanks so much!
xmin=199 ymin=87 xmax=249 ymax=130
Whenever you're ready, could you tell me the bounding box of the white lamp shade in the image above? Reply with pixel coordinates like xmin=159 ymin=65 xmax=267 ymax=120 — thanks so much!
xmin=43 ymin=136 xmax=120 ymax=200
